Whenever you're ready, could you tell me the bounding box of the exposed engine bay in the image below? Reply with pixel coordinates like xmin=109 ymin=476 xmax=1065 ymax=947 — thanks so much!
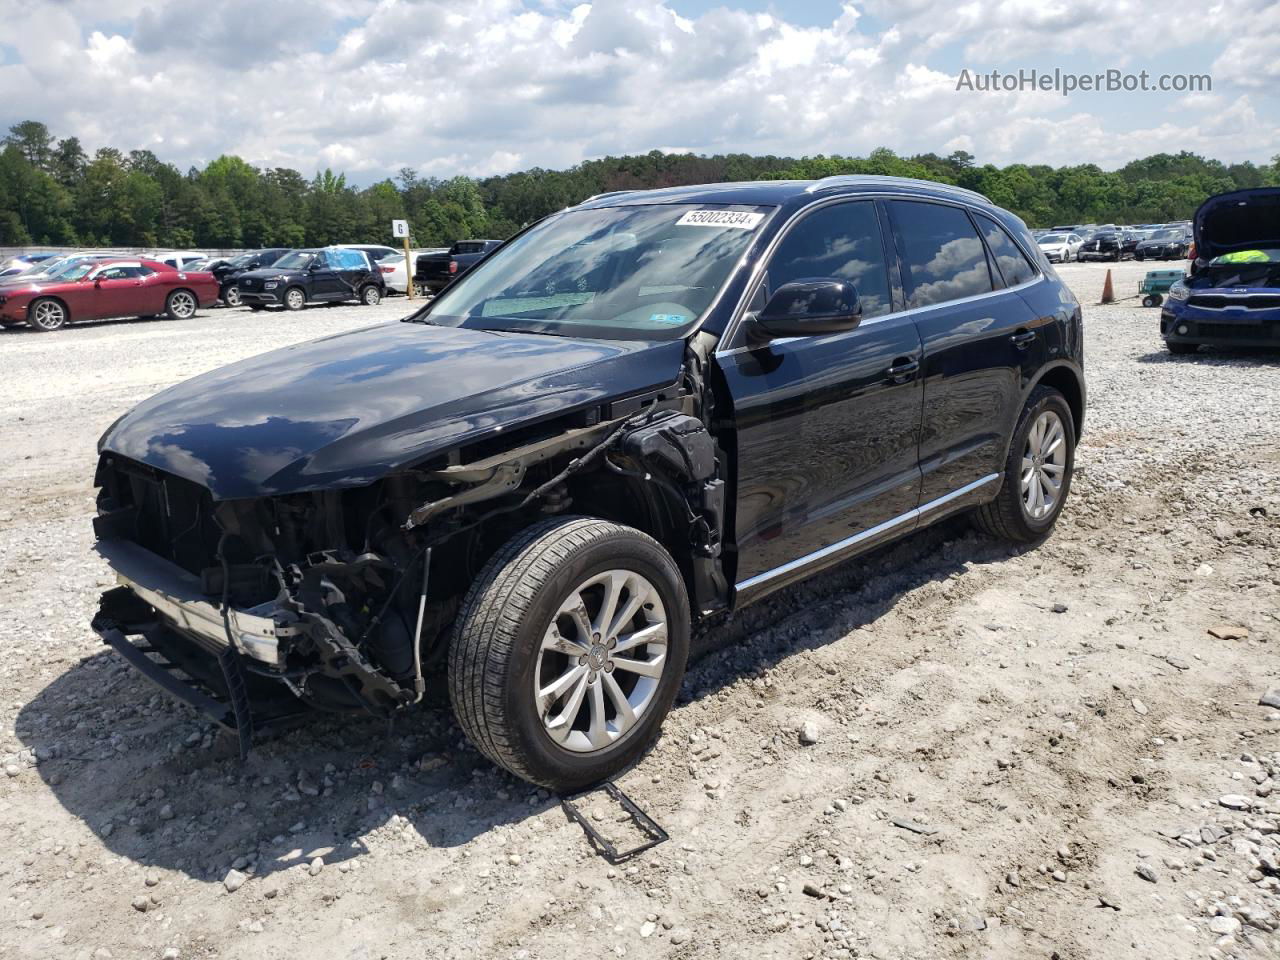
xmin=90 ymin=343 xmax=730 ymax=738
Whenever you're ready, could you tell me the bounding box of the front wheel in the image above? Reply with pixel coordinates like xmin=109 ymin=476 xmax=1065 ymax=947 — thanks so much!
xmin=284 ymin=287 xmax=306 ymax=311
xmin=973 ymin=386 xmax=1075 ymax=543
xmin=27 ymin=297 xmax=67 ymax=332
xmin=360 ymin=284 xmax=382 ymax=306
xmin=223 ymin=285 xmax=241 ymax=307
xmin=449 ymin=517 xmax=691 ymax=791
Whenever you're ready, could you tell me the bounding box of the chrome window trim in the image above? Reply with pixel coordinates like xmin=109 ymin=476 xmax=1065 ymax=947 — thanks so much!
xmin=734 ymin=473 xmax=1000 ymax=593
xmin=714 ymin=274 xmax=1046 ymax=358
xmin=715 ymin=192 xmax=1044 ymax=356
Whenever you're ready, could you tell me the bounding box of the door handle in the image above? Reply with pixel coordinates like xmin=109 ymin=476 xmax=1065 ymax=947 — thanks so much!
xmin=1011 ymin=330 xmax=1037 ymax=350
xmin=886 ymin=358 xmax=919 ymax=383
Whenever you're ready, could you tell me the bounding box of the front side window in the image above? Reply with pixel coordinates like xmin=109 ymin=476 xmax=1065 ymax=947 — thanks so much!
xmin=95 ymin=265 xmax=142 ymax=280
xmin=421 ymin=203 xmax=769 ymax=340
xmin=975 ymin=214 xmax=1038 ymax=288
xmin=764 ymin=201 xmax=891 ymax=319
xmin=889 ymin=200 xmax=994 ymax=309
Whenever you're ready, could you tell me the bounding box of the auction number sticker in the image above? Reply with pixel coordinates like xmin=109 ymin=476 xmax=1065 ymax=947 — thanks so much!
xmin=676 ymin=210 xmax=764 ymax=229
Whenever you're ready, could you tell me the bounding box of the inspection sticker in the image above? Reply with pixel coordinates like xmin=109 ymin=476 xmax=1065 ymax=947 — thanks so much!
xmin=675 ymin=210 xmax=765 ymax=229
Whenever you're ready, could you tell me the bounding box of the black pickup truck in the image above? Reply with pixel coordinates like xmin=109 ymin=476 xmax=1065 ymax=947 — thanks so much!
xmin=414 ymin=239 xmax=501 ymax=295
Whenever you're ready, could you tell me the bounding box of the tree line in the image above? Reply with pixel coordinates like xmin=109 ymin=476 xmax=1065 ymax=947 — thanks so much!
xmin=2 ymin=120 xmax=1277 ymax=250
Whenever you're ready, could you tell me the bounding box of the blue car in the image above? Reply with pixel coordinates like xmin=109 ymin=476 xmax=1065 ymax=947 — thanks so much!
xmin=1162 ymin=188 xmax=1280 ymax=354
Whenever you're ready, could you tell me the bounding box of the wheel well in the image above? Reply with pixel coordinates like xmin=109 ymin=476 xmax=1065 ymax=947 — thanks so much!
xmin=30 ymin=295 xmax=70 ymax=321
xmin=1036 ymin=366 xmax=1083 ymax=439
xmin=168 ymin=287 xmax=196 ymax=301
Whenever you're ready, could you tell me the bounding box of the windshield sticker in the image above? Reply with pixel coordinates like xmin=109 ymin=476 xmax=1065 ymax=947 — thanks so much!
xmin=648 ymin=313 xmax=689 ymax=325
xmin=675 ymin=210 xmax=764 ymax=230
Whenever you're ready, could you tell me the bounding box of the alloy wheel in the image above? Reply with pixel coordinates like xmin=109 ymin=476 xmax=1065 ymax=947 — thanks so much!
xmin=224 ymin=285 xmax=241 ymax=306
xmin=169 ymin=291 xmax=196 ymax=319
xmin=286 ymin=289 xmax=304 ymax=310
xmin=533 ymin=569 xmax=668 ymax=754
xmin=30 ymin=300 xmax=66 ymax=330
xmin=1021 ymin=410 xmax=1067 ymax=520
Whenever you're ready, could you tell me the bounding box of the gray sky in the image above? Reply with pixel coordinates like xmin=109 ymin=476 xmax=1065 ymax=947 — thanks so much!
xmin=0 ymin=0 xmax=1275 ymax=182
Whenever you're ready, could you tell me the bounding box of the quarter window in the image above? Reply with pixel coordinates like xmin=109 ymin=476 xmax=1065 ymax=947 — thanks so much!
xmin=765 ymin=202 xmax=891 ymax=319
xmin=975 ymin=214 xmax=1038 ymax=287
xmin=888 ymin=200 xmax=994 ymax=309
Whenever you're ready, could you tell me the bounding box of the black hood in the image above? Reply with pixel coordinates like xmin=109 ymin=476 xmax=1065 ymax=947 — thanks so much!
xmin=99 ymin=321 xmax=685 ymax=500
xmin=1195 ymin=188 xmax=1280 ymax=262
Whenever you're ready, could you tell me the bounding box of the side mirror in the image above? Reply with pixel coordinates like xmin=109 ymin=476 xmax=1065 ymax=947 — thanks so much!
xmin=751 ymin=279 xmax=862 ymax=340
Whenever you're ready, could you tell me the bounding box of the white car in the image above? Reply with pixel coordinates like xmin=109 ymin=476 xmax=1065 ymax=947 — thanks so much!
xmin=334 ymin=244 xmax=410 ymax=294
xmin=148 ymin=250 xmax=211 ymax=270
xmin=1037 ymin=233 xmax=1083 ymax=263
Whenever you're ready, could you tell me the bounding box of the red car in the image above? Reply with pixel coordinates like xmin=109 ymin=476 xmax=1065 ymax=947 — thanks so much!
xmin=0 ymin=258 xmax=219 ymax=332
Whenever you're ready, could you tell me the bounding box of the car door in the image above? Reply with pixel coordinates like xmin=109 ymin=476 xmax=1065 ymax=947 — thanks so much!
xmin=717 ymin=200 xmax=924 ymax=596
xmin=885 ymin=199 xmax=1045 ymax=507
xmin=90 ymin=265 xmax=147 ymax=319
xmin=307 ymin=251 xmax=341 ymax=300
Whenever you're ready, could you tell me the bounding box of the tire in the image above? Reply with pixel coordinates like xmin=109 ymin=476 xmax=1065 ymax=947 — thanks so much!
xmin=449 ymin=516 xmax=691 ymax=791
xmin=284 ymin=287 xmax=306 ymax=311
xmin=412 ymin=282 xmax=427 ymax=298
xmin=360 ymin=284 xmax=382 ymax=306
xmin=1166 ymin=340 xmax=1198 ymax=355
xmin=1141 ymin=295 xmax=1157 ymax=308
xmin=27 ymin=297 xmax=67 ymax=332
xmin=223 ymin=284 xmax=242 ymax=307
xmin=973 ymin=386 xmax=1075 ymax=543
xmin=164 ymin=289 xmax=198 ymax=321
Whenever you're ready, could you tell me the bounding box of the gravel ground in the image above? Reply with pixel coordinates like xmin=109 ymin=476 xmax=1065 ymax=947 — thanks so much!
xmin=1 ymin=262 xmax=1278 ymax=960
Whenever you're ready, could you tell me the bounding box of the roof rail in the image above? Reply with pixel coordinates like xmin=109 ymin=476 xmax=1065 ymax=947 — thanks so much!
xmin=805 ymin=175 xmax=992 ymax=205
xmin=579 ymin=190 xmax=633 ymax=204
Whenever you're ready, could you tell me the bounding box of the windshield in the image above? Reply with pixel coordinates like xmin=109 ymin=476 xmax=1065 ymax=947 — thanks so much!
xmin=1039 ymin=234 xmax=1066 ymax=243
xmin=273 ymin=251 xmax=315 ymax=270
xmin=1151 ymin=229 xmax=1182 ymax=240
xmin=419 ymin=204 xmax=769 ymax=340
xmin=58 ymin=262 xmax=97 ymax=282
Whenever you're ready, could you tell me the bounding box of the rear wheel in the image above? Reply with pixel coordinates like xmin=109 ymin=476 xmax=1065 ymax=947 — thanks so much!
xmin=360 ymin=284 xmax=382 ymax=306
xmin=284 ymin=287 xmax=306 ymax=311
xmin=27 ymin=298 xmax=67 ymax=332
xmin=165 ymin=289 xmax=197 ymax=321
xmin=974 ymin=386 xmax=1075 ymax=543
xmin=449 ymin=517 xmax=690 ymax=791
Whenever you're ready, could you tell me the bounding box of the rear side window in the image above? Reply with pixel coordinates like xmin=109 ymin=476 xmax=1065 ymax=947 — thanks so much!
xmin=765 ymin=201 xmax=891 ymax=319
xmin=888 ymin=200 xmax=993 ymax=309
xmin=975 ymin=214 xmax=1038 ymax=287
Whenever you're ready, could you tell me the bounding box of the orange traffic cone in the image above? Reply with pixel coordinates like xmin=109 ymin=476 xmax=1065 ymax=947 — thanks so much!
xmin=1100 ymin=269 xmax=1115 ymax=304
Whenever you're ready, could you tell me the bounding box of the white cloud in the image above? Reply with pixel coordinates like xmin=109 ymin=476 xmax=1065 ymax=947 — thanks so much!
xmin=0 ymin=0 xmax=1274 ymax=182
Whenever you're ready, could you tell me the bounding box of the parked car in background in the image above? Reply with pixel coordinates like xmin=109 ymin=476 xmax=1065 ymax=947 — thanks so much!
xmin=335 ymin=244 xmax=409 ymax=294
xmin=0 ymin=252 xmax=57 ymax=277
xmin=1161 ymin=187 xmax=1280 ymax=354
xmin=1037 ymin=232 xmax=1083 ymax=263
xmin=0 ymin=258 xmax=218 ymax=332
xmin=1134 ymin=228 xmax=1192 ymax=261
xmin=1077 ymin=230 xmax=1139 ymax=261
xmin=414 ymin=239 xmax=502 ymax=294
xmin=90 ymin=175 xmax=1084 ymax=790
xmin=0 ymin=252 xmax=118 ymax=288
xmin=236 ymin=247 xmax=386 ymax=310
xmin=147 ymin=251 xmax=210 ymax=270
xmin=207 ymin=248 xmax=292 ymax=305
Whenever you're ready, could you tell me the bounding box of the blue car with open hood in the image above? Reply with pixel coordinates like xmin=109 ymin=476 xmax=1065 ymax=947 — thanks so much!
xmin=1162 ymin=188 xmax=1280 ymax=354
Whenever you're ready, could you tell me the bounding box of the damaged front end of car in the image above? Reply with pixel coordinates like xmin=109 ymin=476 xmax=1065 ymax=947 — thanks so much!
xmin=90 ymin=346 xmax=730 ymax=751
